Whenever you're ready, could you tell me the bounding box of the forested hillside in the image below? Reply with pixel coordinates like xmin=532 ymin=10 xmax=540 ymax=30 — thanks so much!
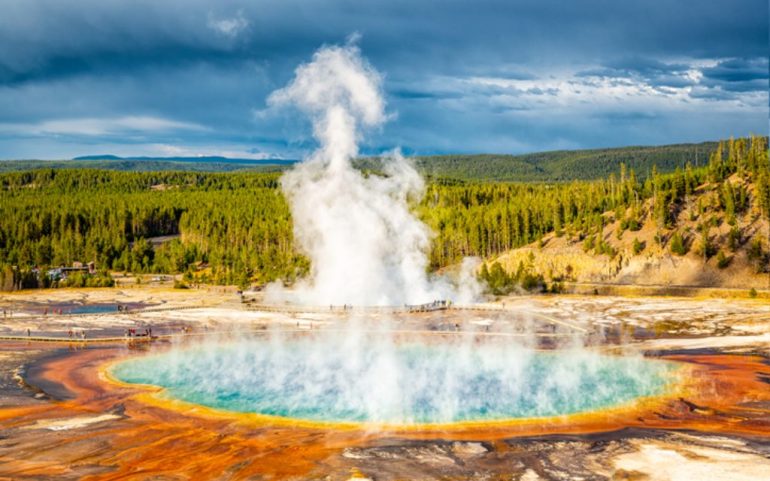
xmin=366 ymin=141 xmax=720 ymax=181
xmin=478 ymin=136 xmax=770 ymax=293
xmin=0 ymin=159 xmax=289 ymax=174
xmin=0 ymin=136 xmax=767 ymax=291
xmin=0 ymin=171 xmax=304 ymax=288
xmin=1 ymin=140 xmax=721 ymax=181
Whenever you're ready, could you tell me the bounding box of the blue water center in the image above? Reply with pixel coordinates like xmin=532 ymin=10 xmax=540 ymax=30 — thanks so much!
xmin=111 ymin=337 xmax=676 ymax=424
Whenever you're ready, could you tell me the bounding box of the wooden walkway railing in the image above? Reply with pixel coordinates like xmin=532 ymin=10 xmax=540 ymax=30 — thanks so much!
xmin=0 ymin=300 xmax=588 ymax=343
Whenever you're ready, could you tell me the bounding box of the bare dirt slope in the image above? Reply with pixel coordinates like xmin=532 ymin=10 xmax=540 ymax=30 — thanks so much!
xmin=495 ymin=177 xmax=770 ymax=291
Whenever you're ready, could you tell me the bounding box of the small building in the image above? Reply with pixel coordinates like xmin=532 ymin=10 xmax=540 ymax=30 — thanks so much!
xmin=47 ymin=261 xmax=97 ymax=281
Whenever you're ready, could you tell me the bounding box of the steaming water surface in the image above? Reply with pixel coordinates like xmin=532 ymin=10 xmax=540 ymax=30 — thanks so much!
xmin=111 ymin=337 xmax=677 ymax=424
xmin=105 ymin=46 xmax=680 ymax=427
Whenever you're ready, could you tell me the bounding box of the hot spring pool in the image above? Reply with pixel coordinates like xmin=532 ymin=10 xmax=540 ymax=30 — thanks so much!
xmin=110 ymin=337 xmax=677 ymax=424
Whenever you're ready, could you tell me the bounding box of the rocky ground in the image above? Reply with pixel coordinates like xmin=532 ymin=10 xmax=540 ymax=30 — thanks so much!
xmin=321 ymin=430 xmax=770 ymax=481
xmin=0 ymin=287 xmax=769 ymax=480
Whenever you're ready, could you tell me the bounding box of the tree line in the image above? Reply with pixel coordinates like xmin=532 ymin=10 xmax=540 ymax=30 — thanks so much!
xmin=0 ymin=136 xmax=767 ymax=291
xmin=476 ymin=135 xmax=770 ymax=292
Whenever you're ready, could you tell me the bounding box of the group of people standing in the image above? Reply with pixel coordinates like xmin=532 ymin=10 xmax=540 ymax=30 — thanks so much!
xmin=125 ymin=327 xmax=152 ymax=338
xmin=67 ymin=329 xmax=87 ymax=340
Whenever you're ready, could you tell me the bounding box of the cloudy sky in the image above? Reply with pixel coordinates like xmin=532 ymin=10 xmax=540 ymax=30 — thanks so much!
xmin=0 ymin=0 xmax=767 ymax=159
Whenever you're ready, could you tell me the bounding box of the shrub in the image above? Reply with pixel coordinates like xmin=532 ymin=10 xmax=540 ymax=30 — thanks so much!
xmin=697 ymin=227 xmax=716 ymax=259
xmin=480 ymin=261 xmax=516 ymax=295
xmin=596 ymin=239 xmax=617 ymax=258
xmin=521 ymin=272 xmax=544 ymax=291
xmin=670 ymin=231 xmax=688 ymax=256
xmin=716 ymin=251 xmax=730 ymax=269
xmin=622 ymin=217 xmax=641 ymax=232
xmin=727 ymin=226 xmax=741 ymax=251
xmin=748 ymin=237 xmax=764 ymax=261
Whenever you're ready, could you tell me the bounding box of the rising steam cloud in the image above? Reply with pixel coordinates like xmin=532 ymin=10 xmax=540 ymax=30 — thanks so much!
xmin=268 ymin=42 xmax=478 ymax=306
xmin=110 ymin=44 xmax=676 ymax=427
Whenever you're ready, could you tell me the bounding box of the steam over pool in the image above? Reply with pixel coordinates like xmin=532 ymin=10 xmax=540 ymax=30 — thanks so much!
xmin=110 ymin=44 xmax=675 ymax=428
xmin=111 ymin=336 xmax=676 ymax=424
xmin=265 ymin=39 xmax=481 ymax=306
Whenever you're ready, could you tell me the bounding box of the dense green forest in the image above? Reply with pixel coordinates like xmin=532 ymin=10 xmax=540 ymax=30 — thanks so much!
xmin=422 ymin=137 xmax=768 ymax=267
xmin=0 ymin=159 xmax=288 ymax=174
xmin=1 ymin=140 xmax=718 ymax=182
xmin=0 ymin=136 xmax=767 ymax=290
xmin=364 ymin=141 xmax=718 ymax=181
xmin=0 ymin=172 xmax=305 ymax=288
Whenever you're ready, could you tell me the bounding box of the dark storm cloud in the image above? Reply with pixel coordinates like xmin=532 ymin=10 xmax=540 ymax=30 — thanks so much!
xmin=0 ymin=0 xmax=767 ymax=159
xmin=388 ymin=88 xmax=463 ymax=101
xmin=702 ymin=58 xmax=769 ymax=82
xmin=700 ymin=57 xmax=769 ymax=93
xmin=576 ymin=55 xmax=768 ymax=102
xmin=577 ymin=57 xmax=696 ymax=90
xmin=1 ymin=0 xmax=765 ymax=84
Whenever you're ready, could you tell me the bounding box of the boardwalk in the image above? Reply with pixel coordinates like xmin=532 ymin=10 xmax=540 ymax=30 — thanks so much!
xmin=0 ymin=300 xmax=588 ymax=344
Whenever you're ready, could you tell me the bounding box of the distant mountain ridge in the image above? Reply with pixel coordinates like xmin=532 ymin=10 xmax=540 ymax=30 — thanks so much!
xmin=1 ymin=139 xmax=759 ymax=181
xmin=362 ymin=140 xmax=725 ymax=182
xmin=72 ymin=154 xmax=297 ymax=165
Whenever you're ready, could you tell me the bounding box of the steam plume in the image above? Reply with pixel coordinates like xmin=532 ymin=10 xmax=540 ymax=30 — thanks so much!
xmin=268 ymin=42 xmax=475 ymax=306
xmin=110 ymin=43 xmax=677 ymax=430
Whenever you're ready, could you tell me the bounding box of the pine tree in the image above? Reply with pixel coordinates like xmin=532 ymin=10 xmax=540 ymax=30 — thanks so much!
xmin=670 ymin=231 xmax=687 ymax=256
xmin=722 ymin=181 xmax=736 ymax=225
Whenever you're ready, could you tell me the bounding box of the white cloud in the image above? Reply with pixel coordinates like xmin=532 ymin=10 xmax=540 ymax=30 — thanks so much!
xmin=0 ymin=116 xmax=205 ymax=136
xmin=152 ymin=144 xmax=280 ymax=160
xmin=207 ymin=11 xmax=249 ymax=39
xmin=447 ymin=61 xmax=767 ymax=115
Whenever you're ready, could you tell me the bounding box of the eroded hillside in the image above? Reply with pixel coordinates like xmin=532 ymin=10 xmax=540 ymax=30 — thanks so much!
xmin=482 ymin=136 xmax=770 ymax=293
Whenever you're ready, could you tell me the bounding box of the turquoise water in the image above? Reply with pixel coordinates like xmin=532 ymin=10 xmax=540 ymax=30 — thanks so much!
xmin=111 ymin=338 xmax=675 ymax=424
xmin=70 ymin=304 xmax=119 ymax=314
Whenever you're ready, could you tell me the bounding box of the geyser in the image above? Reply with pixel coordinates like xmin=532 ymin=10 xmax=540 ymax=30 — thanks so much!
xmin=111 ymin=336 xmax=676 ymax=425
xmin=111 ymin=43 xmax=678 ymax=431
xmin=267 ymin=40 xmax=478 ymax=306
